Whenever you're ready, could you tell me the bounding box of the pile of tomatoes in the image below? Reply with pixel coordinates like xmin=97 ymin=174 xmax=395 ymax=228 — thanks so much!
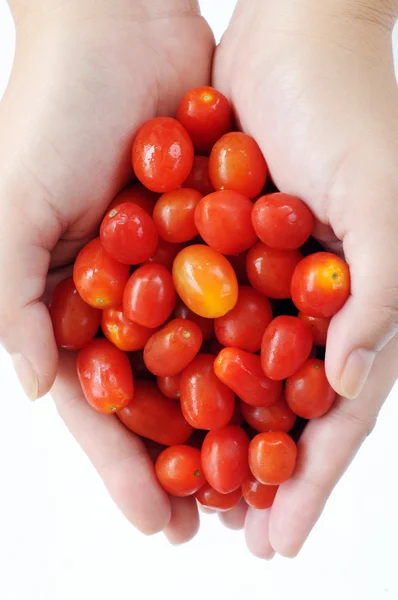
xmin=49 ymin=87 xmax=350 ymax=512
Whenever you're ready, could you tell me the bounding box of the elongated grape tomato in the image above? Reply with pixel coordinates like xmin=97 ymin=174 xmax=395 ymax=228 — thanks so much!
xmin=242 ymin=474 xmax=278 ymax=509
xmin=246 ymin=242 xmax=301 ymax=299
xmin=153 ymin=188 xmax=202 ymax=243
xmin=195 ymin=484 xmax=242 ymax=512
xmin=240 ymin=392 xmax=297 ymax=433
xmin=249 ymin=432 xmax=297 ymax=485
xmin=155 ymin=445 xmax=205 ymax=496
xmin=101 ymin=307 xmax=155 ymax=352
xmin=285 ymin=358 xmax=336 ymax=419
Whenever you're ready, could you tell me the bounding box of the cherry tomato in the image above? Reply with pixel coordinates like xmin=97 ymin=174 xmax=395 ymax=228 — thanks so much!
xmin=214 ymin=348 xmax=282 ymax=408
xmin=228 ymin=252 xmax=250 ymax=285
xmin=49 ymin=277 xmax=101 ymax=349
xmin=101 ymin=307 xmax=155 ymax=352
xmin=173 ymin=245 xmax=238 ymax=318
xmin=242 ymin=474 xmax=278 ymax=509
xmin=174 ymin=299 xmax=214 ymax=341
xmin=107 ymin=183 xmax=159 ymax=215
xmin=157 ymin=374 xmax=181 ymax=400
xmin=246 ymin=242 xmax=302 ymax=299
xmin=195 ymin=483 xmax=242 ymax=512
xmin=261 ymin=316 xmax=313 ymax=380
xmin=285 ymin=358 xmax=336 ymax=419
xmin=298 ymin=312 xmax=330 ymax=347
xmin=123 ymin=263 xmax=176 ymax=328
xmin=77 ymin=338 xmax=134 ymax=414
xmin=249 ymin=432 xmax=297 ymax=485
xmin=251 ymin=193 xmax=314 ymax=250
xmin=201 ymin=426 xmax=250 ymax=493
xmin=209 ymin=132 xmax=267 ymax=199
xmin=100 ymin=202 xmax=158 ymax=265
xmin=144 ymin=239 xmax=185 ymax=271
xmin=73 ymin=238 xmax=129 ymax=308
xmin=214 ymin=286 xmax=272 ymax=352
xmin=155 ymin=445 xmax=205 ymax=496
xmin=291 ymin=252 xmax=350 ymax=317
xmin=132 ymin=117 xmax=194 ymax=193
xmin=177 ymin=86 xmax=232 ymax=155
xmin=194 ymin=190 xmax=257 ymax=255
xmin=118 ymin=380 xmax=193 ymax=445
xmin=144 ymin=318 xmax=203 ymax=377
xmin=153 ymin=188 xmax=202 ymax=243
xmin=180 ymin=354 xmax=235 ymax=429
xmin=183 ymin=156 xmax=214 ymax=196
xmin=240 ymin=392 xmax=297 ymax=433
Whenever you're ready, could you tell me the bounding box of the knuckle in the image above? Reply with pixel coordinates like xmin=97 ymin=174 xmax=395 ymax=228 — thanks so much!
xmin=331 ymin=403 xmax=377 ymax=437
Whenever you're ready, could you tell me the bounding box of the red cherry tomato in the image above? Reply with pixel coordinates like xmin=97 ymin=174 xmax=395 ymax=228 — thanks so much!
xmin=251 ymin=193 xmax=314 ymax=250
xmin=194 ymin=190 xmax=257 ymax=255
xmin=157 ymin=374 xmax=181 ymax=400
xmin=174 ymin=299 xmax=214 ymax=341
xmin=209 ymin=132 xmax=267 ymax=199
xmin=228 ymin=251 xmax=250 ymax=285
xmin=118 ymin=380 xmax=193 ymax=445
xmin=132 ymin=117 xmax=194 ymax=193
xmin=153 ymin=188 xmax=202 ymax=243
xmin=201 ymin=426 xmax=250 ymax=493
xmin=123 ymin=264 xmax=176 ymax=328
xmin=49 ymin=277 xmax=101 ymax=349
xmin=180 ymin=354 xmax=235 ymax=429
xmin=77 ymin=338 xmax=134 ymax=414
xmin=291 ymin=252 xmax=351 ymax=317
xmin=176 ymin=86 xmax=232 ymax=155
xmin=144 ymin=239 xmax=185 ymax=271
xmin=285 ymin=358 xmax=336 ymax=419
xmin=214 ymin=348 xmax=282 ymax=408
xmin=173 ymin=245 xmax=238 ymax=318
xmin=73 ymin=238 xmax=129 ymax=309
xmin=195 ymin=483 xmax=242 ymax=512
xmin=246 ymin=242 xmax=302 ymax=299
xmin=183 ymin=156 xmax=214 ymax=196
xmin=144 ymin=318 xmax=203 ymax=377
xmin=100 ymin=202 xmax=158 ymax=265
xmin=155 ymin=445 xmax=205 ymax=496
xmin=249 ymin=432 xmax=297 ymax=485
xmin=242 ymin=474 xmax=278 ymax=509
xmin=240 ymin=392 xmax=297 ymax=433
xmin=214 ymin=286 xmax=272 ymax=352
xmin=298 ymin=312 xmax=330 ymax=346
xmin=101 ymin=307 xmax=155 ymax=352
xmin=261 ymin=316 xmax=313 ymax=380
xmin=107 ymin=183 xmax=159 ymax=215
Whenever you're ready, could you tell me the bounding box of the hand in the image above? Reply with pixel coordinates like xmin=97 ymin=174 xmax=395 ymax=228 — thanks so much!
xmin=214 ymin=0 xmax=398 ymax=557
xmin=0 ymin=0 xmax=214 ymax=541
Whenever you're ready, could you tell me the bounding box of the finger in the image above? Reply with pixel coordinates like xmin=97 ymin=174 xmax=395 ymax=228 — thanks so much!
xmin=52 ymin=351 xmax=171 ymax=535
xmin=269 ymin=335 xmax=398 ymax=558
xmin=164 ymin=496 xmax=200 ymax=545
xmin=244 ymin=508 xmax=275 ymax=560
xmin=218 ymin=498 xmax=248 ymax=530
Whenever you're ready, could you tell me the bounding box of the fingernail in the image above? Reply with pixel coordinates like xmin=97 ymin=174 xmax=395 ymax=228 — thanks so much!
xmin=11 ymin=353 xmax=39 ymax=401
xmin=341 ymin=348 xmax=376 ymax=399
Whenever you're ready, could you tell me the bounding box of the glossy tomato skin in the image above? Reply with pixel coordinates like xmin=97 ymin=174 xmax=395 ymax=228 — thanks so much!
xmin=155 ymin=445 xmax=205 ymax=496
xmin=240 ymin=392 xmax=297 ymax=433
xmin=144 ymin=318 xmax=203 ymax=377
xmin=144 ymin=239 xmax=185 ymax=271
xmin=251 ymin=193 xmax=314 ymax=250
xmin=132 ymin=117 xmax=194 ymax=193
xmin=249 ymin=432 xmax=297 ymax=485
xmin=107 ymin=183 xmax=159 ymax=215
xmin=123 ymin=263 xmax=176 ymax=328
xmin=153 ymin=188 xmax=202 ymax=243
xmin=209 ymin=132 xmax=267 ymax=199
xmin=118 ymin=379 xmax=193 ymax=445
xmin=298 ymin=312 xmax=330 ymax=347
xmin=77 ymin=338 xmax=134 ymax=414
xmin=261 ymin=316 xmax=313 ymax=380
xmin=214 ymin=348 xmax=282 ymax=408
xmin=174 ymin=299 xmax=214 ymax=341
xmin=214 ymin=286 xmax=272 ymax=352
xmin=183 ymin=156 xmax=214 ymax=196
xmin=177 ymin=86 xmax=232 ymax=155
xmin=195 ymin=483 xmax=242 ymax=512
xmin=201 ymin=425 xmax=250 ymax=494
xmin=291 ymin=252 xmax=350 ymax=317
xmin=49 ymin=277 xmax=101 ymax=349
xmin=100 ymin=202 xmax=158 ymax=265
xmin=194 ymin=190 xmax=257 ymax=255
xmin=242 ymin=474 xmax=278 ymax=509
xmin=180 ymin=354 xmax=235 ymax=430
xmin=73 ymin=238 xmax=129 ymax=309
xmin=173 ymin=245 xmax=238 ymax=318
xmin=285 ymin=358 xmax=336 ymax=419
xmin=157 ymin=374 xmax=181 ymax=400
xmin=246 ymin=242 xmax=302 ymax=299
xmin=101 ymin=307 xmax=155 ymax=352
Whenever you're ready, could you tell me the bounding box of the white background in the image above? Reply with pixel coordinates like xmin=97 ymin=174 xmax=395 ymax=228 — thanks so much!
xmin=1 ymin=2 xmax=398 ymax=599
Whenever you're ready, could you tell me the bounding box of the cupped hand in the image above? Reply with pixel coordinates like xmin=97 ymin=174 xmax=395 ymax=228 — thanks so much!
xmin=214 ymin=0 xmax=398 ymax=557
